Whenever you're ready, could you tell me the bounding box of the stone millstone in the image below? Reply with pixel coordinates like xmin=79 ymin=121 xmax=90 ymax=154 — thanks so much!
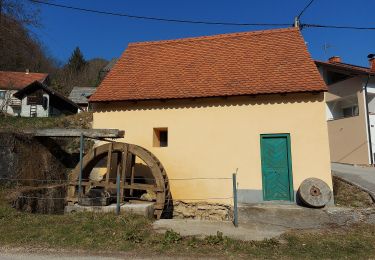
xmin=298 ymin=178 xmax=332 ymax=208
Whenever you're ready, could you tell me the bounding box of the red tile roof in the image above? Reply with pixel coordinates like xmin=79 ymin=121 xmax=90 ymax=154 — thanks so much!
xmin=0 ymin=71 xmax=48 ymax=90
xmin=90 ymin=28 xmax=326 ymax=102
xmin=315 ymin=60 xmax=375 ymax=75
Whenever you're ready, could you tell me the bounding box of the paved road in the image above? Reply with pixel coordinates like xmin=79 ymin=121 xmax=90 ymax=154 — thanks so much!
xmin=331 ymin=162 xmax=375 ymax=199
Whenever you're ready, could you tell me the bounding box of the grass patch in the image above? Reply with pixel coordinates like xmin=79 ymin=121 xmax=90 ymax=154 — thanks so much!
xmin=1 ymin=189 xmax=375 ymax=258
xmin=0 ymin=112 xmax=92 ymax=130
xmin=333 ymin=176 xmax=374 ymax=208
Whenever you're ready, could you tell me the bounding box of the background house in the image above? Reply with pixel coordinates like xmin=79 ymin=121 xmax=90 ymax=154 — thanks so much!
xmin=68 ymin=86 xmax=96 ymax=111
xmin=316 ymin=56 xmax=375 ymax=165
xmin=89 ymin=28 xmax=333 ymax=205
xmin=99 ymin=58 xmax=118 ymax=80
xmin=0 ymin=70 xmax=49 ymax=116
xmin=14 ymin=81 xmax=79 ymax=117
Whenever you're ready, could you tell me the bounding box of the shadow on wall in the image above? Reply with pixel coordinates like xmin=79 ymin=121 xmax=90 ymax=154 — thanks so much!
xmin=335 ymin=141 xmax=368 ymax=163
xmin=93 ymin=92 xmax=324 ymax=113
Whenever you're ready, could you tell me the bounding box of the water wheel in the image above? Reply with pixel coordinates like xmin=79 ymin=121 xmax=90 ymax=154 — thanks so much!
xmin=66 ymin=142 xmax=172 ymax=219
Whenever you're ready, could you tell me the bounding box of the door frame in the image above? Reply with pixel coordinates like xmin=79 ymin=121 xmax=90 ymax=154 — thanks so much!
xmin=260 ymin=133 xmax=294 ymax=202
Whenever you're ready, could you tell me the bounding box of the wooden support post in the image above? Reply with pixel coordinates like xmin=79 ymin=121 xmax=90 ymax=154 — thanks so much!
xmin=105 ymin=143 xmax=113 ymax=191
xmin=124 ymin=152 xmax=134 ymax=196
xmin=116 ymin=172 xmax=121 ymax=215
xmin=78 ymin=133 xmax=84 ymax=195
xmin=120 ymin=146 xmax=128 ymax=201
xmin=129 ymin=155 xmax=136 ymax=197
xmin=232 ymin=172 xmax=238 ymax=227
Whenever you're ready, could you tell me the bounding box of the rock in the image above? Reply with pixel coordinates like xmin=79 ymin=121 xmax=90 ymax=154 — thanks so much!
xmin=8 ymin=185 xmax=66 ymax=214
xmin=140 ymin=191 xmax=156 ymax=201
xmin=298 ymin=178 xmax=332 ymax=208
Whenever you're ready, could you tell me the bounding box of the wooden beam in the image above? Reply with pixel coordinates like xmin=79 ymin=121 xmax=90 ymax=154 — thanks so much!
xmin=105 ymin=143 xmax=113 ymax=191
xmin=120 ymin=145 xmax=128 ymax=200
xmin=72 ymin=181 xmax=162 ymax=192
xmin=20 ymin=128 xmax=125 ymax=138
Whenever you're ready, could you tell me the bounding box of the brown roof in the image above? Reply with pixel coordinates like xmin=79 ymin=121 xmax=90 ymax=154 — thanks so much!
xmin=0 ymin=71 xmax=48 ymax=90
xmin=14 ymin=81 xmax=79 ymax=110
xmin=90 ymin=27 xmax=326 ymax=102
xmin=315 ymin=60 xmax=375 ymax=75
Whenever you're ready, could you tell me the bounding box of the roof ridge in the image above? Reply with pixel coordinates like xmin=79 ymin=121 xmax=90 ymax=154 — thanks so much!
xmin=129 ymin=27 xmax=297 ymax=47
xmin=0 ymin=71 xmax=48 ymax=75
xmin=315 ymin=60 xmax=371 ymax=72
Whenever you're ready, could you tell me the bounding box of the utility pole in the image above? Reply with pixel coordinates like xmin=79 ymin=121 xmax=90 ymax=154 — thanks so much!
xmin=293 ymin=16 xmax=301 ymax=30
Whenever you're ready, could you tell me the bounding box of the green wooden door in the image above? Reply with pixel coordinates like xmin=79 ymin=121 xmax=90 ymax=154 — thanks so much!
xmin=260 ymin=134 xmax=294 ymax=201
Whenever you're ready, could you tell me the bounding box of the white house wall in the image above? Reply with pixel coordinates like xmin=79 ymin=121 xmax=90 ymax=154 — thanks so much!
xmin=0 ymin=89 xmax=21 ymax=116
xmin=325 ymin=77 xmax=363 ymax=120
xmin=20 ymin=93 xmax=49 ymax=117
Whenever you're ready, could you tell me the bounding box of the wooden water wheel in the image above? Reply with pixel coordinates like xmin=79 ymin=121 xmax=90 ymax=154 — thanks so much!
xmin=66 ymin=142 xmax=172 ymax=219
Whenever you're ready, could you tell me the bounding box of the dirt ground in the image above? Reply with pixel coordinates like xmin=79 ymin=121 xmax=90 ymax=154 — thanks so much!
xmin=333 ymin=176 xmax=374 ymax=207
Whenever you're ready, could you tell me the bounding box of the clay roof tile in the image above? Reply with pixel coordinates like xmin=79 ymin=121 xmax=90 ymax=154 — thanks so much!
xmin=90 ymin=27 xmax=326 ymax=102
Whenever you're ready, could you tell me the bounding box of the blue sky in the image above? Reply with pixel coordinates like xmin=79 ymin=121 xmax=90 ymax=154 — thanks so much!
xmin=31 ymin=0 xmax=375 ymax=67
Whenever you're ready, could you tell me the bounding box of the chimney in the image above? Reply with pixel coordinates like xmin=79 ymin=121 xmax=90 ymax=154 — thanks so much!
xmin=328 ymin=56 xmax=341 ymax=63
xmin=25 ymin=69 xmax=29 ymax=74
xmin=368 ymin=55 xmax=375 ymax=72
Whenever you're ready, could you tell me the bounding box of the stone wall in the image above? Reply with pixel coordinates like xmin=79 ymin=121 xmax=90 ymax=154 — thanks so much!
xmin=7 ymin=185 xmax=66 ymax=214
xmin=0 ymin=133 xmax=68 ymax=183
xmin=173 ymin=201 xmax=233 ymax=221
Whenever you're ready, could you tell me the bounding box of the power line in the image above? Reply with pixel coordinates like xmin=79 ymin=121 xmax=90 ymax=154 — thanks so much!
xmin=303 ymin=23 xmax=375 ymax=30
xmin=29 ymin=0 xmax=290 ymax=27
xmin=297 ymin=0 xmax=316 ymax=19
xmin=27 ymin=0 xmax=375 ymax=31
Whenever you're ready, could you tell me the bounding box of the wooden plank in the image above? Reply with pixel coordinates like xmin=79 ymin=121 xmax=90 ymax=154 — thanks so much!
xmin=129 ymin=155 xmax=136 ymax=196
xmin=71 ymin=181 xmax=162 ymax=192
xmin=125 ymin=152 xmax=135 ymax=194
xmin=105 ymin=143 xmax=113 ymax=190
xmin=120 ymin=145 xmax=128 ymax=200
xmin=19 ymin=128 xmax=125 ymax=138
xmin=125 ymin=183 xmax=163 ymax=192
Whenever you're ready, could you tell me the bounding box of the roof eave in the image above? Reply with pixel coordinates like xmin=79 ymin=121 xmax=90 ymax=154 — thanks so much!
xmin=315 ymin=61 xmax=375 ymax=76
xmin=89 ymin=89 xmax=326 ymax=103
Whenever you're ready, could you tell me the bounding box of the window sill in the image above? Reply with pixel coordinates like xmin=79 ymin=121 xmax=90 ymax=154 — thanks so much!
xmin=327 ymin=115 xmax=359 ymax=121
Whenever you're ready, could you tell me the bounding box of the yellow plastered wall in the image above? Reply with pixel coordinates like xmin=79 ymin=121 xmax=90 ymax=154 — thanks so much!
xmin=92 ymin=93 xmax=332 ymax=204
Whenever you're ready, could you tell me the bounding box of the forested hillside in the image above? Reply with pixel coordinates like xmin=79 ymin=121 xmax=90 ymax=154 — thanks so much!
xmin=0 ymin=0 xmax=108 ymax=96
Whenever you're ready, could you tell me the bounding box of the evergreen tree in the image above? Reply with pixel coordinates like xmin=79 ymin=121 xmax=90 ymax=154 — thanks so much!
xmin=67 ymin=47 xmax=87 ymax=73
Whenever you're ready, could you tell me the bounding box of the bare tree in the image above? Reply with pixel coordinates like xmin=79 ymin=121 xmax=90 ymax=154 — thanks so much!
xmin=0 ymin=0 xmax=55 ymax=72
xmin=0 ymin=0 xmax=40 ymax=27
xmin=0 ymin=90 xmax=13 ymax=115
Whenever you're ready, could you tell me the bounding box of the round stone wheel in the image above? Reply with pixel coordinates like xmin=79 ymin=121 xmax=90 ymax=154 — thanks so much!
xmin=298 ymin=178 xmax=332 ymax=208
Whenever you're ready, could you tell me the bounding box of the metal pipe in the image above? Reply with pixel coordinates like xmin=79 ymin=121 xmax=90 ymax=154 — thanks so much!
xmin=232 ymin=172 xmax=238 ymax=227
xmin=78 ymin=133 xmax=84 ymax=195
xmin=364 ymin=75 xmax=373 ymax=165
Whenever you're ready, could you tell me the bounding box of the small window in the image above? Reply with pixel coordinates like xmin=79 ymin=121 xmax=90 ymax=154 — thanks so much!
xmin=342 ymin=106 xmax=359 ymax=118
xmin=153 ymin=128 xmax=168 ymax=147
xmin=42 ymin=96 xmax=48 ymax=110
xmin=0 ymin=91 xmax=6 ymax=99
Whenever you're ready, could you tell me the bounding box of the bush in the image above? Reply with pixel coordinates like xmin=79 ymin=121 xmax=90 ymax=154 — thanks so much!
xmin=204 ymin=231 xmax=224 ymax=245
xmin=163 ymin=229 xmax=182 ymax=245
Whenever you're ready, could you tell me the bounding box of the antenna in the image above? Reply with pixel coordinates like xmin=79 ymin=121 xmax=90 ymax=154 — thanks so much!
xmin=294 ymin=17 xmax=300 ymax=29
xmin=322 ymin=43 xmax=334 ymax=58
